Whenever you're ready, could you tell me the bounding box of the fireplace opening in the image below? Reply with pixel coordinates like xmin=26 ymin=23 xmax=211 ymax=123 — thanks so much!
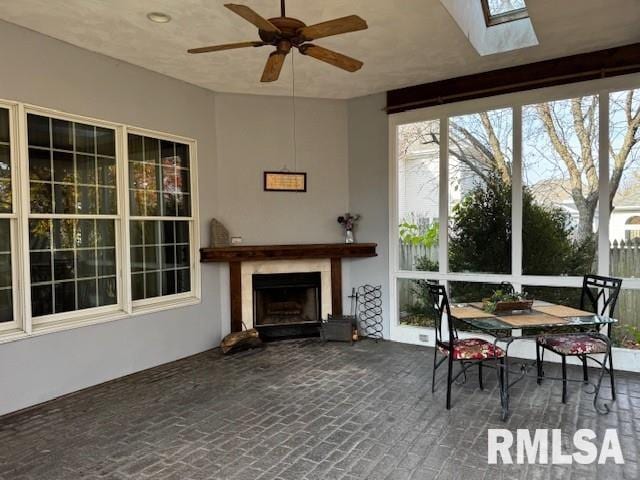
xmin=253 ymin=272 xmax=321 ymax=327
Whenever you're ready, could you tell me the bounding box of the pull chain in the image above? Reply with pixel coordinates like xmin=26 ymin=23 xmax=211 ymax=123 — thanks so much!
xmin=291 ymin=51 xmax=297 ymax=172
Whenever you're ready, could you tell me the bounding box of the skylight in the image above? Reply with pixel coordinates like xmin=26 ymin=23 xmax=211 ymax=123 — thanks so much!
xmin=481 ymin=0 xmax=529 ymax=26
xmin=441 ymin=0 xmax=538 ymax=56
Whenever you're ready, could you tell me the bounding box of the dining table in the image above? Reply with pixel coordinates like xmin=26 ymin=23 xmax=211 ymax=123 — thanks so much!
xmin=449 ymin=300 xmax=617 ymax=421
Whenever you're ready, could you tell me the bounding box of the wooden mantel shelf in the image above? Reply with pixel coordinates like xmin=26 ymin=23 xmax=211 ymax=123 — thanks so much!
xmin=200 ymin=243 xmax=377 ymax=263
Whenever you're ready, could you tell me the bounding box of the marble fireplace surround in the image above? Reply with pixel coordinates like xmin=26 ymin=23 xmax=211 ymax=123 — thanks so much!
xmin=242 ymin=260 xmax=331 ymax=329
xmin=200 ymin=243 xmax=378 ymax=332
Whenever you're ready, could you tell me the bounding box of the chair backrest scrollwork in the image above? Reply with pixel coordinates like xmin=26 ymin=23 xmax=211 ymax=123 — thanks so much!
xmin=581 ymin=274 xmax=623 ymax=336
xmin=581 ymin=274 xmax=623 ymax=317
xmin=426 ymin=282 xmax=457 ymax=348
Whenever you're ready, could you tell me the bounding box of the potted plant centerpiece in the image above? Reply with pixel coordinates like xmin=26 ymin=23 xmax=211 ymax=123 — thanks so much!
xmin=483 ymin=288 xmax=533 ymax=313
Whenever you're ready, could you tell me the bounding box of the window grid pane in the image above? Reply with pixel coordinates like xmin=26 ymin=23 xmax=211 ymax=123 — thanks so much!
xmin=29 ymin=219 xmax=117 ymax=317
xmin=27 ymin=114 xmax=117 ymax=215
xmin=522 ymin=96 xmax=599 ymax=276
xmin=130 ymin=220 xmax=190 ymax=301
xmin=448 ymin=108 xmax=513 ymax=274
xmin=397 ymin=120 xmax=440 ymax=272
xmin=0 ymin=108 xmax=12 ymax=213
xmin=0 ymin=219 xmax=12 ymax=323
xmin=128 ymin=134 xmax=191 ymax=218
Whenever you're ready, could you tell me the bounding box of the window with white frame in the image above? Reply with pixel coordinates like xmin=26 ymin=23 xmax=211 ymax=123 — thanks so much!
xmin=391 ymin=80 xmax=640 ymax=349
xmin=128 ymin=133 xmax=192 ymax=301
xmin=624 ymin=217 xmax=640 ymax=241
xmin=0 ymin=101 xmax=199 ymax=340
xmin=0 ymin=106 xmax=14 ymax=327
xmin=27 ymin=113 xmax=119 ymax=319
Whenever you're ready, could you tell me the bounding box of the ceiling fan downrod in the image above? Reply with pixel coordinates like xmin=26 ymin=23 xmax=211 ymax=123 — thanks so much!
xmin=280 ymin=0 xmax=286 ymax=17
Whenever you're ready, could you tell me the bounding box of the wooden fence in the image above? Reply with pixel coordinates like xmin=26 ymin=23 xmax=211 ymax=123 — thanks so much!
xmin=399 ymin=243 xmax=438 ymax=271
xmin=399 ymin=240 xmax=640 ymax=328
xmin=611 ymin=240 xmax=640 ymax=329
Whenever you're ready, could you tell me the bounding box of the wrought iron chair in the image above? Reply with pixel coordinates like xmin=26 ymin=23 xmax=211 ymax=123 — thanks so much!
xmin=427 ymin=282 xmax=505 ymax=410
xmin=535 ymin=274 xmax=622 ymax=403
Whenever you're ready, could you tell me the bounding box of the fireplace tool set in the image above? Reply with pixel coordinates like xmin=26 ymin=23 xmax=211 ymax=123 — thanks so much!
xmin=320 ymin=285 xmax=383 ymax=344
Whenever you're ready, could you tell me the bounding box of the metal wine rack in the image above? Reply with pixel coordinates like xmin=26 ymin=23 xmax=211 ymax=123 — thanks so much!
xmin=356 ymin=284 xmax=383 ymax=340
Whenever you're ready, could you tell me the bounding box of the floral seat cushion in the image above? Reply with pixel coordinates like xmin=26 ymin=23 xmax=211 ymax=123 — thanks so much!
xmin=537 ymin=334 xmax=608 ymax=355
xmin=438 ymin=338 xmax=505 ymax=360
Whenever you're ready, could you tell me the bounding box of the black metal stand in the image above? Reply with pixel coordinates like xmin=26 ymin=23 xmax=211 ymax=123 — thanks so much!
xmin=357 ymin=285 xmax=383 ymax=340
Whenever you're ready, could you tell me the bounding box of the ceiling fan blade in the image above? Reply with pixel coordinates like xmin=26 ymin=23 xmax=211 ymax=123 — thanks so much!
xmin=298 ymin=44 xmax=363 ymax=72
xmin=224 ymin=4 xmax=281 ymax=34
xmin=188 ymin=41 xmax=266 ymax=54
xmin=261 ymin=51 xmax=287 ymax=82
xmin=298 ymin=15 xmax=367 ymax=41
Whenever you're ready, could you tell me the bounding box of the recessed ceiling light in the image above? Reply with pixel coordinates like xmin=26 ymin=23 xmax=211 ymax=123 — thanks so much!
xmin=147 ymin=12 xmax=171 ymax=23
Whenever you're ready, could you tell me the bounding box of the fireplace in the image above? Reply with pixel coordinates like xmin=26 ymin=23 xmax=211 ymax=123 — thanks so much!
xmin=252 ymin=272 xmax=321 ymax=338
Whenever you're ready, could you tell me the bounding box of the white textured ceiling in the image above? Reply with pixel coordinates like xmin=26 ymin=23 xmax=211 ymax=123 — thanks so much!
xmin=0 ymin=0 xmax=639 ymax=99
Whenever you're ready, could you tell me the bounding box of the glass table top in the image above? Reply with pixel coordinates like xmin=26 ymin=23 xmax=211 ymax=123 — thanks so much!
xmin=450 ymin=300 xmax=616 ymax=333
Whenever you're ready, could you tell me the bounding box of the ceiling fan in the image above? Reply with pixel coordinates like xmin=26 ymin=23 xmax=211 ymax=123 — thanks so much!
xmin=187 ymin=1 xmax=368 ymax=82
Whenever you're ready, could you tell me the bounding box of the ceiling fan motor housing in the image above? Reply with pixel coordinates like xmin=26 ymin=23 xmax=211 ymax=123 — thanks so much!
xmin=258 ymin=17 xmax=307 ymax=45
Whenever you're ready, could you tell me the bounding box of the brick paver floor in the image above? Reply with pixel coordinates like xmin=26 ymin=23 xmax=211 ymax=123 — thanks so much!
xmin=0 ymin=339 xmax=639 ymax=479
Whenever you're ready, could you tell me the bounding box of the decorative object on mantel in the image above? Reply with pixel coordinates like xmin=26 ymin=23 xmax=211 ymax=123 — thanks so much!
xmin=337 ymin=213 xmax=360 ymax=244
xmin=264 ymin=171 xmax=307 ymax=192
xmin=186 ymin=0 xmax=367 ymax=83
xmin=209 ymin=218 xmax=230 ymax=247
xmin=220 ymin=322 xmax=262 ymax=354
xmin=357 ymin=285 xmax=383 ymax=341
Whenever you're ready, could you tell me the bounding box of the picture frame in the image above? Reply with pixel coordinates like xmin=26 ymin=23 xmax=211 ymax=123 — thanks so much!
xmin=263 ymin=171 xmax=307 ymax=192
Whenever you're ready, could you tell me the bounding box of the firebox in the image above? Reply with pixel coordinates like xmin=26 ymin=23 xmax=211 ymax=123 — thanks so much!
xmin=252 ymin=272 xmax=321 ymax=330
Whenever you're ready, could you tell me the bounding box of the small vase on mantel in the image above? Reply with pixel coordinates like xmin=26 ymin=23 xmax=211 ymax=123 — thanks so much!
xmin=345 ymin=229 xmax=355 ymax=244
xmin=337 ymin=213 xmax=360 ymax=245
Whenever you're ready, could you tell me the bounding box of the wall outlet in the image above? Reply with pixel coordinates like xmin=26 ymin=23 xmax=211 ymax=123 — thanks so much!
xmin=419 ymin=334 xmax=430 ymax=343
xmin=231 ymin=236 xmax=243 ymax=244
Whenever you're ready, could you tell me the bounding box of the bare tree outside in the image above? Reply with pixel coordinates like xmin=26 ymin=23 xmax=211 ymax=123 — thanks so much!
xmin=399 ymin=91 xmax=640 ymax=246
xmin=610 ymin=90 xmax=640 ymax=211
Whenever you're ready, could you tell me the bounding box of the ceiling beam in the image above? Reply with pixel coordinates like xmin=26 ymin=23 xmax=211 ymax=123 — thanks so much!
xmin=386 ymin=43 xmax=640 ymax=115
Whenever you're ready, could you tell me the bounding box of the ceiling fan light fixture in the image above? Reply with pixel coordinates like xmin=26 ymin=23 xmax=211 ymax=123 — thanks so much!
xmin=147 ymin=12 xmax=172 ymax=24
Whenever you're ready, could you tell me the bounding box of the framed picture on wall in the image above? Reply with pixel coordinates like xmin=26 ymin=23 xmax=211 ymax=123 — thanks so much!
xmin=263 ymin=171 xmax=307 ymax=192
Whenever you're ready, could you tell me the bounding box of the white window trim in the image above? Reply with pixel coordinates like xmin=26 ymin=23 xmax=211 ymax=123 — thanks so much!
xmin=0 ymin=101 xmax=201 ymax=344
xmin=388 ymin=72 xmax=640 ymax=344
xmin=124 ymin=125 xmax=202 ymax=312
xmin=0 ymin=100 xmax=21 ymax=334
xmin=23 ymin=105 xmax=125 ymax=327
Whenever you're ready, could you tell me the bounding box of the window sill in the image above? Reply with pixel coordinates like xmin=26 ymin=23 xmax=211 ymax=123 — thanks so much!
xmin=0 ymin=295 xmax=202 ymax=345
xmin=131 ymin=295 xmax=202 ymax=317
